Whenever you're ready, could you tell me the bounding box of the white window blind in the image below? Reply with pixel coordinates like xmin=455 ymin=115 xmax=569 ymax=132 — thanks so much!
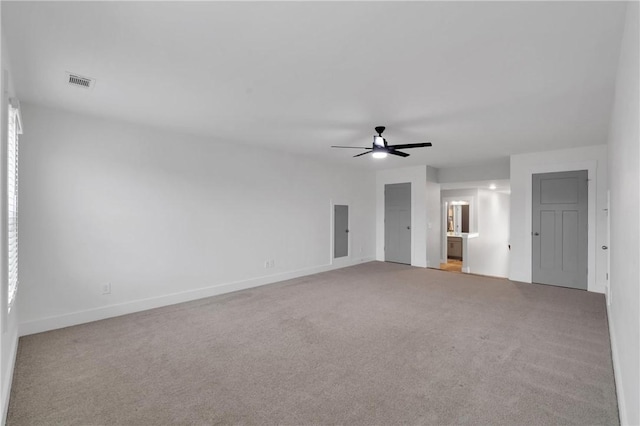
xmin=7 ymin=99 xmax=22 ymax=311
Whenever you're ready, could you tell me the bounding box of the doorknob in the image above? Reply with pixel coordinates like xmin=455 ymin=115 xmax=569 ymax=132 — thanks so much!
xmin=602 ymin=245 xmax=608 ymax=250
xmin=345 ymin=229 xmax=349 ymax=233
xmin=407 ymin=226 xmax=411 ymax=230
xmin=533 ymin=232 xmax=540 ymax=236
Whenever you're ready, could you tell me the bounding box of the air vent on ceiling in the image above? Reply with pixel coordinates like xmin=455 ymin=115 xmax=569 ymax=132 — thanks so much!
xmin=66 ymin=72 xmax=95 ymax=89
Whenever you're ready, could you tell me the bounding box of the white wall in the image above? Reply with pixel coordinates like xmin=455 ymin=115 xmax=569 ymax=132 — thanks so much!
xmin=17 ymin=103 xmax=376 ymax=335
xmin=467 ymin=190 xmax=510 ymax=278
xmin=0 ymin=30 xmax=20 ymax=425
xmin=425 ymin=179 xmax=441 ymax=268
xmin=376 ymin=166 xmax=428 ymax=267
xmin=606 ymin=2 xmax=639 ymax=424
xmin=438 ymin=158 xmax=510 ymax=184
xmin=509 ymin=145 xmax=608 ymax=293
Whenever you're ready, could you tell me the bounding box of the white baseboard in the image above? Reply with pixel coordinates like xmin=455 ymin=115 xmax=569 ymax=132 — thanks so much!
xmin=1 ymin=331 xmax=18 ymax=425
xmin=606 ymin=302 xmax=627 ymax=425
xmin=19 ymin=257 xmax=375 ymax=337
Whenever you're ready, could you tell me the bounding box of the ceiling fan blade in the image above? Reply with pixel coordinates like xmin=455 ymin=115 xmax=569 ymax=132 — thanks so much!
xmin=387 ymin=149 xmax=410 ymax=157
xmin=331 ymin=145 xmax=372 ymax=149
xmin=386 ymin=142 xmax=432 ymax=150
xmin=353 ymin=150 xmax=372 ymax=157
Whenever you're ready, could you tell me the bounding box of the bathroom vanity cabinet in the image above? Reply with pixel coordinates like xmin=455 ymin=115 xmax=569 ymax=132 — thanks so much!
xmin=447 ymin=236 xmax=463 ymax=259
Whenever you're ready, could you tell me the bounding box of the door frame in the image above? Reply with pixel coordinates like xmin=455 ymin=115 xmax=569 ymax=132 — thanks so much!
xmin=605 ymin=190 xmax=610 ymax=305
xmin=329 ymin=199 xmax=351 ymax=266
xmin=521 ymin=160 xmax=599 ymax=291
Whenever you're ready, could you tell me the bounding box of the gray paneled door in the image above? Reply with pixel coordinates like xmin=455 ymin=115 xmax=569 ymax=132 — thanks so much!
xmin=385 ymin=183 xmax=411 ymax=264
xmin=532 ymin=170 xmax=588 ymax=290
xmin=334 ymin=205 xmax=349 ymax=258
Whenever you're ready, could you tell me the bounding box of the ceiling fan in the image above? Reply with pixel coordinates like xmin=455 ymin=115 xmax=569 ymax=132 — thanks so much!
xmin=331 ymin=126 xmax=432 ymax=158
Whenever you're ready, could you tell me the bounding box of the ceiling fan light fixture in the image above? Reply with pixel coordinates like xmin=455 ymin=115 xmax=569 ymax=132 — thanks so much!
xmin=331 ymin=126 xmax=432 ymax=159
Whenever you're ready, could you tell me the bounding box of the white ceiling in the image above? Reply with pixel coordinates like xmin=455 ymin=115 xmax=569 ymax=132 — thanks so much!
xmin=2 ymin=1 xmax=627 ymax=169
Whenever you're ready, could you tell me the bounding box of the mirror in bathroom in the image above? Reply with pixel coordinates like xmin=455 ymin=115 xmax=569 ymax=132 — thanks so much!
xmin=447 ymin=201 xmax=470 ymax=233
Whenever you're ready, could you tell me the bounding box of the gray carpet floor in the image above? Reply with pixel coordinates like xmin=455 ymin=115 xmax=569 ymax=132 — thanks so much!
xmin=8 ymin=262 xmax=619 ymax=425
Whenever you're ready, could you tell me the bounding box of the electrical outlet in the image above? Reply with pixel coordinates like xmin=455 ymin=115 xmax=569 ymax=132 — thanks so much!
xmin=264 ymin=261 xmax=269 ymax=268
xmin=102 ymin=282 xmax=111 ymax=295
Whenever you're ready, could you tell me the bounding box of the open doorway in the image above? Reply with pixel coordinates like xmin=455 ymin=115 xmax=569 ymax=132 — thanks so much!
xmin=441 ymin=200 xmax=470 ymax=272
xmin=439 ymin=182 xmax=510 ymax=278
